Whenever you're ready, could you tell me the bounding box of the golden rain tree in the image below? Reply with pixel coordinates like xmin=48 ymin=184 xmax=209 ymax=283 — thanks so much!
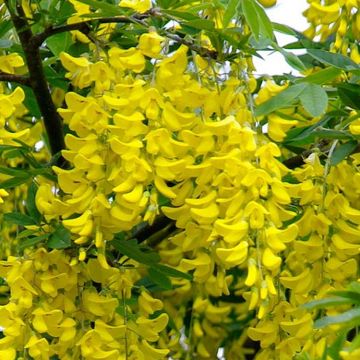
xmin=1 ymin=0 xmax=360 ymax=359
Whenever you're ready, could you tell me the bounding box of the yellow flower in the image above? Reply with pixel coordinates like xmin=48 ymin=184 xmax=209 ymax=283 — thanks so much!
xmin=0 ymin=53 xmax=24 ymax=73
xmin=108 ymin=47 xmax=145 ymax=73
xmin=248 ymin=320 xmax=279 ymax=348
xmin=119 ymin=0 xmax=151 ymax=13
xmin=216 ymin=241 xmax=248 ymax=268
xmin=139 ymin=339 xmax=169 ymax=359
xmin=82 ymin=289 xmax=118 ymax=320
xmin=244 ymin=201 xmax=269 ymax=229
xmin=181 ymin=252 xmax=212 ymax=282
xmin=128 ymin=313 xmax=169 ymax=342
xmin=0 ymin=306 xmax=25 ymax=338
xmin=25 ymin=336 xmax=49 ymax=360
xmin=77 ymin=330 xmax=120 ymax=359
xmin=0 ymin=349 xmax=16 ymax=360
xmin=262 ymin=247 xmax=282 ymax=271
xmin=60 ymin=52 xmax=92 ymax=88
xmin=139 ymin=31 xmax=165 ymax=58
xmin=267 ymin=113 xmax=298 ymax=142
xmin=32 ymin=308 xmax=76 ymax=342
xmin=0 ymin=188 xmax=9 ymax=204
xmin=280 ymin=313 xmax=313 ymax=339
xmin=138 ymin=291 xmax=163 ymax=315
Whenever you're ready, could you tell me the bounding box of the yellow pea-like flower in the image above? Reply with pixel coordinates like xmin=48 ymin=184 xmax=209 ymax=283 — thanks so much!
xmin=63 ymin=209 xmax=92 ymax=229
xmin=186 ymin=190 xmax=217 ymax=207
xmin=122 ymin=184 xmax=144 ymax=203
xmin=138 ymin=31 xmax=164 ymax=58
xmin=216 ymin=241 xmax=248 ymax=267
xmin=154 ymin=176 xmax=177 ymax=199
xmin=138 ymin=339 xmax=169 ymax=360
xmin=244 ymin=201 xmax=269 ymax=229
xmin=214 ymin=219 xmax=249 ymax=244
xmin=280 ymin=314 xmax=313 ymax=339
xmin=193 ymin=319 xmax=204 ymax=337
xmin=138 ymin=291 xmax=163 ymax=315
xmin=245 ymin=258 xmax=258 ymax=287
xmin=262 ymin=247 xmax=281 ymax=271
xmin=190 ymin=202 xmax=219 ymax=224
xmin=280 ymin=268 xmax=313 ymax=294
xmin=119 ymin=0 xmax=151 ymax=13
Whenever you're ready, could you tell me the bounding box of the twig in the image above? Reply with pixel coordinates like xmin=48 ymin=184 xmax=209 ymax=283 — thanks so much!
xmin=33 ymin=14 xmax=218 ymax=59
xmin=4 ymin=0 xmax=66 ymax=166
xmin=0 ymin=71 xmax=31 ymax=86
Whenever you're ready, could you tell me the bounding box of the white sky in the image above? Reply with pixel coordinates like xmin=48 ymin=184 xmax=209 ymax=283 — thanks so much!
xmin=252 ymin=0 xmax=309 ymax=76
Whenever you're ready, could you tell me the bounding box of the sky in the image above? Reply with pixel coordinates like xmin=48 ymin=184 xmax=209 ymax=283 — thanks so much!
xmin=252 ymin=0 xmax=309 ymax=76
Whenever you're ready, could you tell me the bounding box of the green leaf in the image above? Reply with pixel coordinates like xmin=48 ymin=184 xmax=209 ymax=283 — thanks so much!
xmin=46 ymin=32 xmax=73 ymax=56
xmin=223 ymin=0 xmax=239 ymax=28
xmin=281 ymin=51 xmax=307 ymax=72
xmin=337 ymin=83 xmax=360 ymax=110
xmin=272 ymin=42 xmax=307 ymax=72
xmin=112 ymin=238 xmax=159 ymax=266
xmin=0 ymin=145 xmax=19 ymax=153
xmin=0 ymin=166 xmax=30 ymax=178
xmin=44 ymin=66 xmax=68 ymax=90
xmin=255 ymin=83 xmax=307 ymax=117
xmin=286 ymin=128 xmax=353 ymax=147
xmin=242 ymin=0 xmax=274 ymax=41
xmin=0 ymin=176 xmax=30 ymax=189
xmin=75 ymin=0 xmax=124 ymax=16
xmin=148 ymin=266 xmax=172 ymax=290
xmin=18 ymin=234 xmax=50 ymax=251
xmin=297 ymin=67 xmax=342 ymax=85
xmin=272 ymin=22 xmax=301 ymax=37
xmin=330 ymin=141 xmax=358 ymax=166
xmin=348 ymin=333 xmax=360 ymax=352
xmin=3 ymin=212 xmax=36 ymax=226
xmin=26 ymin=182 xmax=41 ymax=224
xmin=329 ymin=290 xmax=360 ymax=305
xmin=299 ymin=83 xmax=328 ymax=117
xmin=308 ymin=49 xmax=360 ymax=72
xmin=154 ymin=264 xmax=192 ymax=280
xmin=348 ymin=282 xmax=360 ymax=293
xmin=47 ymin=225 xmax=71 ymax=249
xmin=162 ymin=9 xmax=202 ymax=21
xmin=21 ymin=85 xmax=41 ymax=118
xmin=0 ymin=19 xmax=12 ymax=39
xmin=327 ymin=331 xmax=347 ymax=360
xmin=157 ymin=0 xmax=178 ymax=8
xmin=182 ymin=19 xmax=215 ymax=31
xmin=314 ymin=308 xmax=360 ymax=329
xmin=49 ymin=0 xmax=76 ymax=24
xmin=303 ymin=297 xmax=353 ymax=310
xmin=17 ymin=229 xmax=37 ymax=239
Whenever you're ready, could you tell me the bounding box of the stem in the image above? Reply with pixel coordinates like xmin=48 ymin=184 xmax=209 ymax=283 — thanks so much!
xmin=33 ymin=15 xmax=217 ymax=60
xmin=5 ymin=0 xmax=66 ymax=165
xmin=0 ymin=71 xmax=31 ymax=86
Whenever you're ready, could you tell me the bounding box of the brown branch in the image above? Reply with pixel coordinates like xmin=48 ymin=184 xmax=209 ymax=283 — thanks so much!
xmin=32 ymin=16 xmax=137 ymax=47
xmin=33 ymin=13 xmax=218 ymax=59
xmin=5 ymin=0 xmax=66 ymax=166
xmin=0 ymin=71 xmax=31 ymax=86
xmin=282 ymin=152 xmax=310 ymax=169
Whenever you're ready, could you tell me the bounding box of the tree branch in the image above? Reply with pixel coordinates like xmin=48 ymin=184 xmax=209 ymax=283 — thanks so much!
xmin=5 ymin=0 xmax=66 ymax=166
xmin=33 ymin=14 xmax=218 ymax=60
xmin=0 ymin=71 xmax=31 ymax=86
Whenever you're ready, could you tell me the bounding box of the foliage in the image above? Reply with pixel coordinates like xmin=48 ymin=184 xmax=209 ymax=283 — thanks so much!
xmin=0 ymin=0 xmax=360 ymax=359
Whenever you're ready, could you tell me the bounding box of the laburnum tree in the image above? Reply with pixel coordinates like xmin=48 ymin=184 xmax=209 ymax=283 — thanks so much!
xmin=2 ymin=0 xmax=360 ymax=359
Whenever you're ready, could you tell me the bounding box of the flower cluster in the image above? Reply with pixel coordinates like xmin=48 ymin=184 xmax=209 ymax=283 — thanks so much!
xmin=304 ymin=0 xmax=360 ymax=60
xmin=1 ymin=1 xmax=360 ymax=359
xmin=0 ymin=248 xmax=169 ymax=359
